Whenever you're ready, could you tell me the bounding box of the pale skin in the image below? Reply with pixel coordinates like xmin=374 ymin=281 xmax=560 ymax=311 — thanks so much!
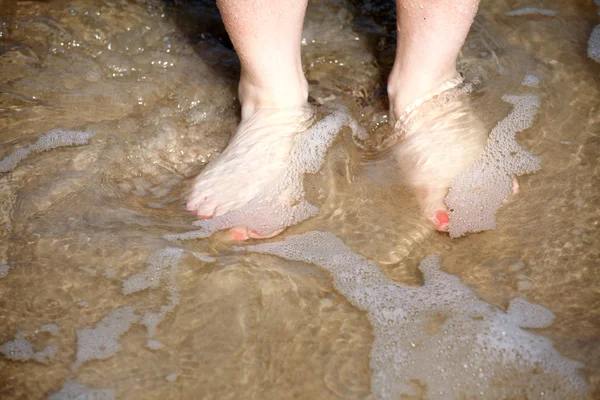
xmin=187 ymin=0 xmax=482 ymax=236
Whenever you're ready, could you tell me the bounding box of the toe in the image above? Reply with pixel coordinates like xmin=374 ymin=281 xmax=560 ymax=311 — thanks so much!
xmin=414 ymin=185 xmax=450 ymax=231
xmin=433 ymin=210 xmax=450 ymax=232
xmin=186 ymin=190 xmax=206 ymax=213
xmin=503 ymin=177 xmax=520 ymax=205
xmin=229 ymin=226 xmax=249 ymax=241
xmin=195 ymin=201 xmax=217 ymax=220
xmin=512 ymin=176 xmax=520 ymax=195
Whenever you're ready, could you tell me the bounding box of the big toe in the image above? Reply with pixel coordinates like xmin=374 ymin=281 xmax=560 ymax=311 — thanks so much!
xmin=414 ymin=186 xmax=451 ymax=232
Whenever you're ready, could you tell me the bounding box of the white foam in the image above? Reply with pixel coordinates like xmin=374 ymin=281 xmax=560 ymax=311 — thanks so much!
xmin=522 ymin=74 xmax=540 ymax=87
xmin=0 ymin=130 xmax=94 ymax=173
xmin=164 ymin=229 xmax=211 ymax=242
xmin=0 ymin=331 xmax=58 ymax=364
xmin=0 ymin=264 xmax=10 ymax=278
xmin=192 ymin=252 xmax=217 ymax=263
xmin=588 ymin=25 xmax=600 ymax=64
xmin=0 ymin=332 xmax=35 ymax=362
xmin=147 ymin=339 xmax=164 ymax=350
xmin=166 ymin=373 xmax=179 ymax=382
xmin=104 ymin=268 xmax=117 ymax=278
xmin=506 ymin=297 xmax=555 ymax=328
xmin=241 ymin=231 xmax=588 ymax=399
xmin=74 ymin=306 xmax=139 ymax=369
xmin=446 ymin=94 xmax=540 ymax=237
xmin=505 ymin=7 xmax=557 ymax=17
xmin=518 ymin=279 xmax=533 ymax=291
xmin=168 ymin=105 xmax=358 ymax=240
xmin=122 ymin=247 xmax=184 ymax=348
xmin=47 ymin=381 xmax=115 ymax=400
xmin=40 ymin=323 xmax=61 ymax=336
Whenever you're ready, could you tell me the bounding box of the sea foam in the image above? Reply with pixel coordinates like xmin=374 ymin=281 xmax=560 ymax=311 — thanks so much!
xmin=446 ymin=94 xmax=540 ymax=237
xmin=0 ymin=130 xmax=94 ymax=173
xmin=241 ymin=231 xmax=588 ymax=399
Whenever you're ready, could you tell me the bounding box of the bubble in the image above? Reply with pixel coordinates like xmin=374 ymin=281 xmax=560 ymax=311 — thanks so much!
xmin=165 ymin=373 xmax=179 ymax=382
xmin=588 ymin=25 xmax=600 ymax=64
xmin=0 ymin=130 xmax=94 ymax=173
xmin=0 ymin=264 xmax=10 ymax=278
xmin=446 ymin=94 xmax=540 ymax=238
xmin=47 ymin=381 xmax=115 ymax=400
xmin=121 ymin=247 xmax=184 ymax=348
xmin=167 ymin=105 xmax=363 ymax=240
xmin=505 ymin=8 xmax=557 ymax=17
xmin=241 ymin=231 xmax=589 ymax=399
xmin=74 ymin=306 xmax=139 ymax=369
xmin=522 ymin=75 xmax=541 ymax=87
xmin=192 ymin=252 xmax=217 ymax=263
xmin=0 ymin=328 xmax=59 ymax=364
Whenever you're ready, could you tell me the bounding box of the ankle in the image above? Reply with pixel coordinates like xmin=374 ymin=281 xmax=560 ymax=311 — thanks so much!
xmin=238 ymin=74 xmax=309 ymax=119
xmin=387 ymin=67 xmax=461 ymax=123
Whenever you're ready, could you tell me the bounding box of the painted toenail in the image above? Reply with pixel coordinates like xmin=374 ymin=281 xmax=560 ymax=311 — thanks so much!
xmin=198 ymin=215 xmax=212 ymax=219
xmin=231 ymin=230 xmax=247 ymax=241
xmin=435 ymin=211 xmax=449 ymax=225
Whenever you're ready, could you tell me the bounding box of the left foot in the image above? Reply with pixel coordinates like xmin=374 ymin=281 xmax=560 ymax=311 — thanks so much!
xmin=388 ymin=81 xmax=488 ymax=231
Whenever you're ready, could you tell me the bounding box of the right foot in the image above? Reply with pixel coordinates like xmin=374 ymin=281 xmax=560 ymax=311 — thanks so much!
xmin=186 ymin=104 xmax=315 ymax=222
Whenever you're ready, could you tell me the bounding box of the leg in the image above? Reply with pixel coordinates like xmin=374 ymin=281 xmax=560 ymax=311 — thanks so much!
xmin=186 ymin=0 xmax=313 ymax=226
xmin=388 ymin=0 xmax=479 ymax=122
xmin=218 ymin=0 xmax=309 ymax=118
xmin=388 ymin=0 xmax=484 ymax=231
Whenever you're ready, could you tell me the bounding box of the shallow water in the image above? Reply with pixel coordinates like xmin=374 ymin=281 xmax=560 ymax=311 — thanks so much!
xmin=0 ymin=0 xmax=599 ymax=399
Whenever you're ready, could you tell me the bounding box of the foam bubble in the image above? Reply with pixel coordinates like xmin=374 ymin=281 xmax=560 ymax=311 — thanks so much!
xmin=506 ymin=297 xmax=555 ymax=328
xmin=518 ymin=279 xmax=533 ymax=291
xmin=165 ymin=373 xmax=179 ymax=382
xmin=505 ymin=7 xmax=557 ymax=17
xmin=0 ymin=264 xmax=10 ymax=278
xmin=104 ymin=268 xmax=117 ymax=278
xmin=147 ymin=339 xmax=164 ymax=350
xmin=40 ymin=323 xmax=61 ymax=336
xmin=446 ymin=94 xmax=540 ymax=237
xmin=241 ymin=231 xmax=588 ymax=399
xmin=0 ymin=332 xmax=35 ymax=362
xmin=167 ymin=105 xmax=359 ymax=240
xmin=588 ymin=25 xmax=600 ymax=64
xmin=122 ymin=247 xmax=184 ymax=348
xmin=522 ymin=74 xmax=541 ymax=87
xmin=192 ymin=252 xmax=217 ymax=263
xmin=0 ymin=331 xmax=58 ymax=364
xmin=0 ymin=130 xmax=94 ymax=173
xmin=47 ymin=381 xmax=115 ymax=400
xmin=74 ymin=306 xmax=139 ymax=369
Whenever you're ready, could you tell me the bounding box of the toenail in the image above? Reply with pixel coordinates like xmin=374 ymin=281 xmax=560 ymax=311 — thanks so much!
xmin=231 ymin=231 xmax=247 ymax=241
xmin=435 ymin=211 xmax=449 ymax=226
xmin=198 ymin=215 xmax=212 ymax=219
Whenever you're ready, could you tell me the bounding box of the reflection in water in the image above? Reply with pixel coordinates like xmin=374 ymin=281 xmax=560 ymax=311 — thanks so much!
xmin=0 ymin=0 xmax=599 ymax=399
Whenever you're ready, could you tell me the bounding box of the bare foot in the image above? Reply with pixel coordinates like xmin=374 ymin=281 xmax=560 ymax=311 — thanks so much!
xmin=389 ymin=82 xmax=488 ymax=231
xmin=186 ymin=104 xmax=315 ymax=221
